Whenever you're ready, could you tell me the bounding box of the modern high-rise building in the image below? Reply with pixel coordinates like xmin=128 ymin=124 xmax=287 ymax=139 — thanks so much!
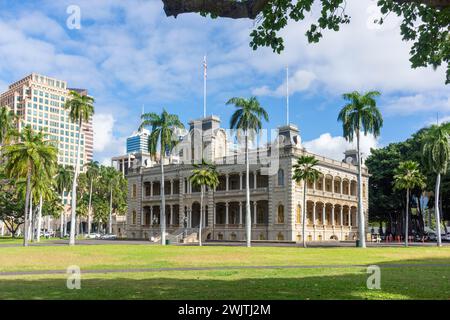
xmin=126 ymin=129 xmax=150 ymax=154
xmin=0 ymin=73 xmax=94 ymax=170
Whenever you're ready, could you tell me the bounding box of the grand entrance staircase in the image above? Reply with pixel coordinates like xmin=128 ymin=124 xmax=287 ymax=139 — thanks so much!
xmin=148 ymin=227 xmax=212 ymax=244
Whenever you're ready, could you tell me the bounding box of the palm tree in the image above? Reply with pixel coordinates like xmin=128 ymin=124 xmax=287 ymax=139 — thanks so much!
xmin=64 ymin=90 xmax=95 ymax=245
xmin=102 ymin=166 xmax=121 ymax=234
xmin=292 ymin=155 xmax=321 ymax=248
xmin=227 ymin=96 xmax=268 ymax=247
xmin=422 ymin=124 xmax=450 ymax=247
xmin=85 ymin=161 xmax=100 ymax=235
xmin=189 ymin=159 xmax=219 ymax=246
xmin=32 ymin=174 xmax=57 ymax=242
xmin=393 ymin=161 xmax=426 ymax=247
xmin=0 ymin=106 xmax=17 ymax=145
xmin=337 ymin=90 xmax=382 ymax=248
xmin=139 ymin=109 xmax=184 ymax=245
xmin=2 ymin=126 xmax=57 ymax=246
xmin=56 ymin=165 xmax=73 ymax=238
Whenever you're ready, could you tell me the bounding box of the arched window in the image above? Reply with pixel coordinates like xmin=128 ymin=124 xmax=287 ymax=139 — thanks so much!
xmin=230 ymin=233 xmax=237 ymax=241
xmin=296 ymin=205 xmax=301 ymax=224
xmin=277 ymin=205 xmax=284 ymax=223
xmin=277 ymin=169 xmax=284 ymax=186
xmin=277 ymin=232 xmax=284 ymax=241
xmin=132 ymin=210 xmax=136 ymax=224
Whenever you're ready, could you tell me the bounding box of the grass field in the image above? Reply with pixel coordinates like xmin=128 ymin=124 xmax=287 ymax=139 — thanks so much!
xmin=0 ymin=244 xmax=449 ymax=300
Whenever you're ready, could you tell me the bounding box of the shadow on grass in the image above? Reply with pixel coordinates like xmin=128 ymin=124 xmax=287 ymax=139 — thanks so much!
xmin=0 ymin=257 xmax=449 ymax=300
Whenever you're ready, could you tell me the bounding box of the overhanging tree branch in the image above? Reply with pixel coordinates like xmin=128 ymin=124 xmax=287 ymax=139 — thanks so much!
xmin=161 ymin=0 xmax=449 ymax=19
xmin=162 ymin=0 xmax=271 ymax=19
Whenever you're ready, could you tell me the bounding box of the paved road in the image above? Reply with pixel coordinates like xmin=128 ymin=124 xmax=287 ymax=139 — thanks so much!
xmin=1 ymin=238 xmax=449 ymax=247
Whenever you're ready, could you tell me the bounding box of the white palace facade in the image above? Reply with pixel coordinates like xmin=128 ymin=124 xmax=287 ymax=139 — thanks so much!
xmin=124 ymin=115 xmax=369 ymax=243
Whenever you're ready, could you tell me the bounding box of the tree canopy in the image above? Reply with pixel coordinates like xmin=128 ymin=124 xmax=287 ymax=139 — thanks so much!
xmin=365 ymin=123 xmax=450 ymax=237
xmin=161 ymin=0 xmax=450 ymax=84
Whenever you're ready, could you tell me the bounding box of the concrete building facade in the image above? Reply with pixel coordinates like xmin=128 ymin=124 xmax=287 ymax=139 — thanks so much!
xmin=125 ymin=116 xmax=369 ymax=243
xmin=0 ymin=73 xmax=93 ymax=172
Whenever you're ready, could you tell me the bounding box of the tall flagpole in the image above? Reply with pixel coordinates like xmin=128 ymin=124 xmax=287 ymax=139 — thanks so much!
xmin=140 ymin=105 xmax=145 ymax=132
xmin=203 ymin=55 xmax=207 ymax=118
xmin=286 ymin=66 xmax=289 ymax=126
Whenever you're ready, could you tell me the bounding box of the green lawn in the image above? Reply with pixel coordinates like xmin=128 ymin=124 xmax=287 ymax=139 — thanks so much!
xmin=0 ymin=245 xmax=449 ymax=300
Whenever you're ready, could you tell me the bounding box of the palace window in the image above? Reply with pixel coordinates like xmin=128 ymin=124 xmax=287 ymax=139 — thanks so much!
xmin=277 ymin=205 xmax=284 ymax=224
xmin=277 ymin=232 xmax=284 ymax=241
xmin=296 ymin=205 xmax=301 ymax=224
xmin=277 ymin=169 xmax=284 ymax=186
xmin=132 ymin=210 xmax=137 ymax=225
xmin=132 ymin=184 xmax=137 ymax=198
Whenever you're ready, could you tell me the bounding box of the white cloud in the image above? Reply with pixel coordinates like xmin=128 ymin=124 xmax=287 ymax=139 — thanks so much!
xmin=92 ymin=114 xmax=125 ymax=155
xmin=382 ymin=94 xmax=450 ymax=116
xmin=303 ymin=133 xmax=379 ymax=162
xmin=243 ymin=0 xmax=447 ymax=94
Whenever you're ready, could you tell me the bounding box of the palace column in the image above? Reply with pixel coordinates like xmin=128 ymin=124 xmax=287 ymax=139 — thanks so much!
xmin=322 ymin=204 xmax=326 ymax=226
xmin=331 ymin=205 xmax=335 ymax=227
xmin=253 ymin=171 xmax=257 ymax=189
xmin=225 ymin=174 xmax=229 ymax=191
xmin=170 ymin=179 xmax=174 ymax=195
xmin=188 ymin=208 xmax=192 ymax=228
xmin=253 ymin=201 xmax=257 ymax=225
xmin=169 ymin=205 xmax=173 ymax=226
xmin=225 ymin=202 xmax=229 ymax=225
xmin=239 ymin=173 xmax=243 ymax=190
xmin=239 ymin=202 xmax=243 ymax=225
xmin=150 ymin=181 xmax=153 ymax=197
xmin=150 ymin=206 xmax=153 ymax=226
xmin=313 ymin=202 xmax=316 ymax=226
xmin=340 ymin=206 xmax=343 ymax=226
xmin=331 ymin=177 xmax=334 ymax=194
xmin=348 ymin=209 xmax=351 ymax=227
xmin=340 ymin=180 xmax=343 ymax=195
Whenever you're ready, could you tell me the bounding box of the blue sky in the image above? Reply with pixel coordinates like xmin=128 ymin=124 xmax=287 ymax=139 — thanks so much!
xmin=0 ymin=0 xmax=448 ymax=164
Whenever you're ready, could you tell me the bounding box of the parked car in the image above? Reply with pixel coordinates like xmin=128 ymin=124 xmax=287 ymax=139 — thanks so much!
xmin=100 ymin=234 xmax=117 ymax=240
xmin=42 ymin=230 xmax=54 ymax=238
xmin=443 ymin=234 xmax=450 ymax=242
xmin=85 ymin=233 xmax=101 ymax=239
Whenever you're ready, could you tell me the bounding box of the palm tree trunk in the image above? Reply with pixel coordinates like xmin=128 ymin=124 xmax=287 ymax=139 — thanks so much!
xmin=36 ymin=195 xmax=43 ymax=242
xmin=88 ymin=178 xmax=93 ymax=235
xmin=60 ymin=190 xmax=64 ymax=238
xmin=109 ymin=186 xmax=113 ymax=234
xmin=435 ymin=173 xmax=442 ymax=247
xmin=405 ymin=189 xmax=409 ymax=247
xmin=199 ymin=185 xmax=204 ymax=246
xmin=23 ymin=166 xmax=32 ymax=247
xmin=69 ymin=119 xmax=83 ymax=245
xmin=160 ymin=153 xmax=166 ymax=246
xmin=245 ymin=133 xmax=251 ymax=247
xmin=439 ymin=189 xmax=448 ymax=234
xmin=28 ymin=192 xmax=33 ymax=242
xmin=356 ymin=128 xmax=366 ymax=248
xmin=302 ymin=180 xmax=307 ymax=248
